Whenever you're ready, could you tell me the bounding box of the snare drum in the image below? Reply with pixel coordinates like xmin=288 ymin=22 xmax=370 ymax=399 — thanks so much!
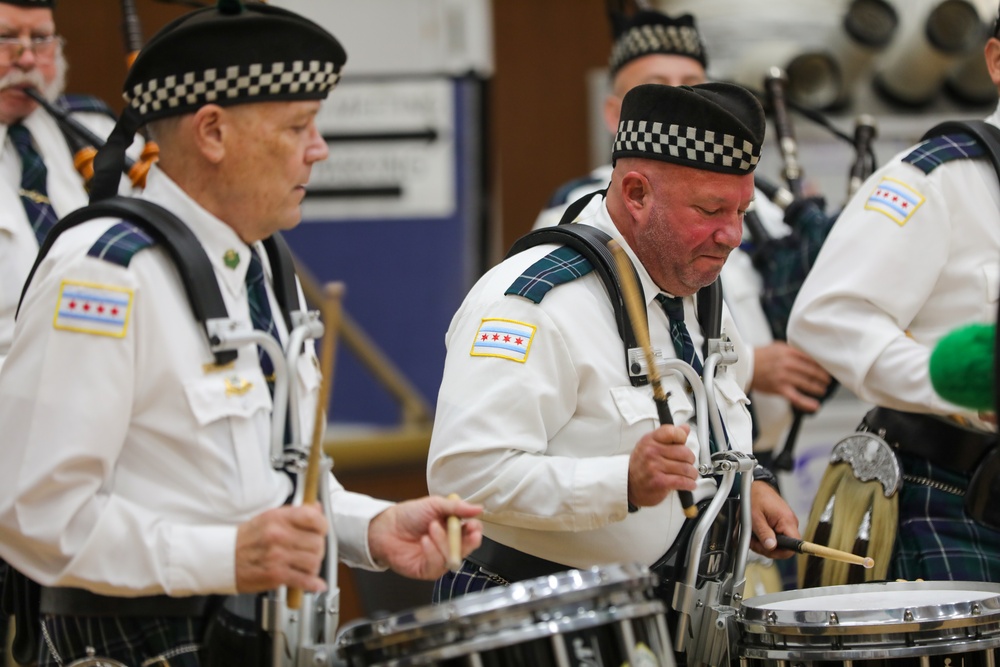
xmin=737 ymin=580 xmax=1000 ymax=667
xmin=336 ymin=562 xmax=673 ymax=667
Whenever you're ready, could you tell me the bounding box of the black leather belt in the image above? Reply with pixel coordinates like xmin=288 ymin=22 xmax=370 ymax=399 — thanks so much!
xmin=465 ymin=536 xmax=569 ymax=584
xmin=863 ymin=407 xmax=996 ymax=476
xmin=40 ymin=586 xmax=214 ymax=617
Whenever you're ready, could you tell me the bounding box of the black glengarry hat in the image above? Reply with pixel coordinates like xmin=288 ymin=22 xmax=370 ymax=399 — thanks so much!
xmin=609 ymin=11 xmax=707 ymax=78
xmin=613 ymin=82 xmax=764 ymax=175
xmin=90 ymin=0 xmax=346 ymax=201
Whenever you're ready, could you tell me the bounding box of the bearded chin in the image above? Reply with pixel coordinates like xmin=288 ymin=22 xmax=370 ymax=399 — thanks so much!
xmin=40 ymin=50 xmax=68 ymax=102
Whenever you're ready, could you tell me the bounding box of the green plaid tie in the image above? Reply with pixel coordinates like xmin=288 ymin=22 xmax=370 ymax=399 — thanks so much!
xmin=9 ymin=123 xmax=58 ymax=245
xmin=246 ymin=247 xmax=279 ymax=381
xmin=656 ymin=294 xmax=703 ymax=375
xmin=657 ymin=294 xmax=726 ymax=453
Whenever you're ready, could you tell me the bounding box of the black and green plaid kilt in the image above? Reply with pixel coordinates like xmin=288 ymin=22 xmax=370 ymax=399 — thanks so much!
xmin=38 ymin=614 xmax=207 ymax=667
xmin=891 ymin=454 xmax=1000 ymax=582
xmin=432 ymin=560 xmax=505 ymax=603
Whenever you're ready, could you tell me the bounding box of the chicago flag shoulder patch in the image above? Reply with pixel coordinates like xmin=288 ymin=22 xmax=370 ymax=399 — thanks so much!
xmin=864 ymin=176 xmax=924 ymax=226
xmin=470 ymin=318 xmax=535 ymax=363
xmin=53 ymin=280 xmax=133 ymax=338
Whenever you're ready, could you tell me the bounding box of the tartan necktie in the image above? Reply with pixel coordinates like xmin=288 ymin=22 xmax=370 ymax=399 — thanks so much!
xmin=8 ymin=123 xmax=58 ymax=245
xmin=246 ymin=247 xmax=280 ymax=381
xmin=656 ymin=294 xmax=703 ymax=375
xmin=657 ymin=294 xmax=724 ymax=453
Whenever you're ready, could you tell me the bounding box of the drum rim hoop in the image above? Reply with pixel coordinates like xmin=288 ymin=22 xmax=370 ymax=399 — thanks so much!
xmin=739 ymin=580 xmax=1000 ymax=632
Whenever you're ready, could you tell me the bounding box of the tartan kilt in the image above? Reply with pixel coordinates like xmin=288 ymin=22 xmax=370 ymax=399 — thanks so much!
xmin=37 ymin=614 xmax=207 ymax=667
xmin=891 ymin=454 xmax=1000 ymax=582
xmin=432 ymin=560 xmax=505 ymax=603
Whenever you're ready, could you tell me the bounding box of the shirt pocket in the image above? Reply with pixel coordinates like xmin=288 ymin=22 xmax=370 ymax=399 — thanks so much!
xmin=296 ymin=350 xmax=320 ymax=395
xmin=610 ymin=384 xmax=693 ymax=454
xmin=184 ymin=372 xmax=274 ymax=501
xmin=291 ymin=351 xmax=322 ymax=440
xmin=713 ymin=374 xmax=753 ymax=454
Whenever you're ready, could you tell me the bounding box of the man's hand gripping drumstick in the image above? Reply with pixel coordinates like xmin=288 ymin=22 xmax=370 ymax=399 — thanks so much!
xmin=609 ymin=240 xmax=697 ymax=518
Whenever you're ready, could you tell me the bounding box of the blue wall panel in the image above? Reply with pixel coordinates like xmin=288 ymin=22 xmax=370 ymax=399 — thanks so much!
xmin=283 ymin=78 xmax=479 ymax=426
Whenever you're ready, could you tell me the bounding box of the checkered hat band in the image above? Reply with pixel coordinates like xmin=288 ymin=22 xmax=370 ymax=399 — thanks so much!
xmin=610 ymin=24 xmax=704 ymax=71
xmin=614 ymin=120 xmax=760 ymax=172
xmin=125 ymin=60 xmax=341 ymax=117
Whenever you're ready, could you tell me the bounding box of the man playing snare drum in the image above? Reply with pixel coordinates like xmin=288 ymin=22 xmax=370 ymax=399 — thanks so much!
xmin=427 ymin=82 xmax=800 ymax=601
xmin=0 ymin=3 xmax=482 ymax=665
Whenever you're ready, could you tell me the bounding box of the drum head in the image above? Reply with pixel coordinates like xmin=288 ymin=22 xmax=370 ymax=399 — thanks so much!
xmin=738 ymin=580 xmax=1000 ymax=662
xmin=337 ymin=562 xmax=667 ymax=666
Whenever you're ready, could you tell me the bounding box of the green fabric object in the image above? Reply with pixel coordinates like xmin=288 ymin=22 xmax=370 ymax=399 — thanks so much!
xmin=929 ymin=322 xmax=995 ymax=411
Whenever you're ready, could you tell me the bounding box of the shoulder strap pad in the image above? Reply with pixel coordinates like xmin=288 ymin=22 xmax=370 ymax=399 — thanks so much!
xmin=261 ymin=232 xmax=300 ymax=333
xmin=506 ymin=223 xmax=647 ymax=387
xmin=87 ymin=221 xmax=155 ymax=267
xmin=504 ymin=245 xmax=594 ymax=303
xmin=696 ymin=278 xmax=722 ymax=359
xmin=18 ymin=196 xmax=300 ymax=366
xmin=905 ymin=123 xmax=993 ymax=174
xmin=56 ymin=94 xmax=117 ymax=122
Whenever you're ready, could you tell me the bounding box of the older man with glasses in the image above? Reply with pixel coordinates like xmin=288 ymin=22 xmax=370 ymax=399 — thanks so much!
xmin=0 ymin=0 xmax=138 ymax=370
xmin=0 ymin=2 xmax=139 ymax=663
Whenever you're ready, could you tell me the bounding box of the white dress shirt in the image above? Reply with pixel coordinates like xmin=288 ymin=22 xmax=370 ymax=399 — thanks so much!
xmin=428 ymin=194 xmax=753 ymax=569
xmin=0 ymin=108 xmax=119 ymax=366
xmin=788 ymin=104 xmax=1000 ymax=427
xmin=0 ymin=166 xmax=390 ymax=597
xmin=534 ymin=163 xmax=794 ymax=452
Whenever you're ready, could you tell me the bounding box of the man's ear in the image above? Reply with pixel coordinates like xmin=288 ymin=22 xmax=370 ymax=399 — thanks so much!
xmin=620 ymin=170 xmax=651 ymax=222
xmin=986 ymin=38 xmax=1000 ymax=88
xmin=190 ymin=104 xmax=226 ymax=164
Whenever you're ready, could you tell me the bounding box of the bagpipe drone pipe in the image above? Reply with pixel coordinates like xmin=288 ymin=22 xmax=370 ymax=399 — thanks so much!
xmin=743 ymin=72 xmax=878 ymax=472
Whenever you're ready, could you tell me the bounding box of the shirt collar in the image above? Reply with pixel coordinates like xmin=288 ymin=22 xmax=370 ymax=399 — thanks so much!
xmin=579 ymin=192 xmax=668 ymax=309
xmin=140 ymin=165 xmax=254 ymax=300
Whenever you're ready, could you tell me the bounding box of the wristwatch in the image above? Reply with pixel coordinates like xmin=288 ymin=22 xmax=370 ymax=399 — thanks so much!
xmin=752 ymin=464 xmax=779 ymax=491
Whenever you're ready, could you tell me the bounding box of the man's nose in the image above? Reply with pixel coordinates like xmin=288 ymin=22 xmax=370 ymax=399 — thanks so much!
xmin=306 ymin=125 xmax=329 ymax=163
xmin=12 ymin=40 xmax=37 ymax=68
xmin=716 ymin=214 xmax=743 ymax=248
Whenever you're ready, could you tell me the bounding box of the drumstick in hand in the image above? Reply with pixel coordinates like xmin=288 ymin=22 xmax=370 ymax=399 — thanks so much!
xmin=446 ymin=493 xmax=463 ymax=571
xmin=776 ymin=534 xmax=874 ymax=569
xmin=608 ymin=240 xmax=697 ymax=519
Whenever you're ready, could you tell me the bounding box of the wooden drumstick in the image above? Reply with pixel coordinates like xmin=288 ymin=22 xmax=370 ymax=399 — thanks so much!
xmin=608 ymin=240 xmax=697 ymax=519
xmin=775 ymin=534 xmax=875 ymax=569
xmin=446 ymin=493 xmax=463 ymax=571
xmin=288 ymin=282 xmax=346 ymax=611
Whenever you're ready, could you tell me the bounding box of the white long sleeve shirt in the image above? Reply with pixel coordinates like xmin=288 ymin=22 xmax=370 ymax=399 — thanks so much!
xmin=0 ymin=166 xmax=390 ymax=597
xmin=0 ymin=108 xmax=121 ymax=367
xmin=788 ymin=105 xmax=1000 ymax=427
xmin=428 ymin=194 xmax=753 ymax=569
xmin=534 ymin=164 xmax=794 ymax=451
